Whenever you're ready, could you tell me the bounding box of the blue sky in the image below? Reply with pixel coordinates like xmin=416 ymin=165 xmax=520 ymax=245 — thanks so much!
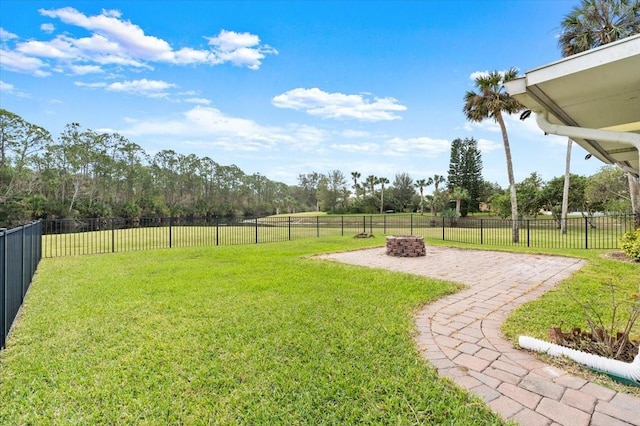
xmin=0 ymin=0 xmax=605 ymax=189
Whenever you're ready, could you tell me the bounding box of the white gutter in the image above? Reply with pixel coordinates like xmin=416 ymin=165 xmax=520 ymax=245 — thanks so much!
xmin=535 ymin=111 xmax=640 ymax=177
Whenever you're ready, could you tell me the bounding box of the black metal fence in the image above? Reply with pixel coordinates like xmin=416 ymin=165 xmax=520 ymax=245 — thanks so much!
xmin=41 ymin=214 xmax=638 ymax=258
xmin=1 ymin=214 xmax=635 ymax=348
xmin=1 ymin=221 xmax=42 ymax=349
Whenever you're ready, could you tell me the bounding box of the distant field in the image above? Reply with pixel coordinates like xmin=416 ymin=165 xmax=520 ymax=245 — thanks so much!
xmin=42 ymin=214 xmax=633 ymax=257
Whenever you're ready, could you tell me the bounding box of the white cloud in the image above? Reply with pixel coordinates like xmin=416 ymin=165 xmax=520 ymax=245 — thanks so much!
xmin=477 ymin=138 xmax=502 ymax=153
xmin=28 ymin=8 xmax=276 ymax=70
xmin=464 ymin=119 xmax=500 ymax=133
xmin=74 ymin=81 xmax=107 ymax=88
xmin=17 ymin=36 xmax=78 ymax=59
xmin=208 ymin=30 xmax=260 ymax=51
xmin=286 ymin=124 xmax=327 ymax=147
xmin=1 ymin=8 xmax=276 ymax=78
xmin=69 ymin=64 xmax=103 ymax=75
xmin=106 ymin=78 xmax=176 ymax=97
xmin=272 ymin=87 xmax=407 ymax=121
xmin=184 ymin=97 xmax=211 ymax=105
xmin=0 ymin=80 xmax=15 ymax=92
xmin=384 ymin=136 xmax=450 ymax=158
xmin=341 ymin=129 xmax=371 ymax=138
xmin=120 ymin=106 xmax=327 ymax=152
xmin=207 ymin=30 xmax=278 ymax=70
xmin=0 ymin=28 xmax=18 ymax=40
xmin=469 ymin=70 xmax=490 ymax=81
xmin=40 ymin=23 xmax=55 ymax=33
xmin=0 ymin=48 xmax=50 ymax=76
xmin=330 ymin=143 xmax=379 ymax=153
xmin=39 ymin=7 xmax=174 ymax=61
xmin=173 ymin=47 xmax=212 ymax=64
xmin=0 ymin=80 xmax=29 ymax=98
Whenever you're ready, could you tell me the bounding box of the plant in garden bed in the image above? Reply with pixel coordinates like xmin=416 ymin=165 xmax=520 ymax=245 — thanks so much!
xmin=620 ymin=227 xmax=640 ymax=262
xmin=552 ymin=280 xmax=640 ymax=362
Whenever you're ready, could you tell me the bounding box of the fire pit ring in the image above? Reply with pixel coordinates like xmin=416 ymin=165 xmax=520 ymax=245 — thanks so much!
xmin=385 ymin=236 xmax=426 ymax=257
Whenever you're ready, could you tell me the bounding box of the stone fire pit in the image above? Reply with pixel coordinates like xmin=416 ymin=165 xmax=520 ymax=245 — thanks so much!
xmin=386 ymin=236 xmax=426 ymax=257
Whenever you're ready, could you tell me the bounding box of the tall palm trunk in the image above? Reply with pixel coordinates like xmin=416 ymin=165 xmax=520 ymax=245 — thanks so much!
xmin=629 ymin=172 xmax=640 ymax=226
xmin=495 ymin=111 xmax=519 ymax=243
xmin=561 ymin=138 xmax=572 ymax=234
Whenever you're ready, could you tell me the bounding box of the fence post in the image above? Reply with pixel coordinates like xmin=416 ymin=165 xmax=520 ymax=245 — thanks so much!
xmin=169 ymin=217 xmax=173 ymax=248
xmin=527 ymin=220 xmax=530 ymax=247
xmin=341 ymin=216 xmax=344 ymax=236
xmin=362 ymin=216 xmax=366 ymax=233
xmin=111 ymin=218 xmax=115 ymax=253
xmin=316 ymin=216 xmax=320 ymax=238
xmin=215 ymin=216 xmax=219 ymax=246
xmin=442 ymin=217 xmax=445 ymax=240
xmin=410 ymin=214 xmax=413 ymax=235
xmin=255 ymin=218 xmax=259 ymax=244
xmin=35 ymin=221 xmax=40 ymax=263
xmin=1 ymin=228 xmax=6 ymax=349
xmin=21 ymin=225 xmax=26 ymax=303
xmin=480 ymin=219 xmax=483 ymax=245
xmin=383 ymin=215 xmax=386 ymax=234
xmin=289 ymin=216 xmax=292 ymax=240
xmin=584 ymin=217 xmax=589 ymax=249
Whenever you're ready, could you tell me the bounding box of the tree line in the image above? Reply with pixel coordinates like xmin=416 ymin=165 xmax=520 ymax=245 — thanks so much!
xmin=0 ymin=108 xmax=633 ymax=228
xmin=1 ymin=109 xmax=297 ymax=226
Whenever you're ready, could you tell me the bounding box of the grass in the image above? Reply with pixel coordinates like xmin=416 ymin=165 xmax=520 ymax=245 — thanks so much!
xmin=1 ymin=237 xmax=506 ymax=425
xmin=503 ymin=250 xmax=640 ymax=341
xmin=43 ymin=213 xmax=632 ymax=257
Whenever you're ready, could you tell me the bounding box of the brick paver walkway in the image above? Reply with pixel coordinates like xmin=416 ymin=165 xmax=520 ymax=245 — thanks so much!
xmin=318 ymin=246 xmax=640 ymax=425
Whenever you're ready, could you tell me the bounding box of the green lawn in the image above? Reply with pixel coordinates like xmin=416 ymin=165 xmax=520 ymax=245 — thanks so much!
xmin=502 ymin=248 xmax=640 ymax=345
xmin=1 ymin=237 xmax=506 ymax=425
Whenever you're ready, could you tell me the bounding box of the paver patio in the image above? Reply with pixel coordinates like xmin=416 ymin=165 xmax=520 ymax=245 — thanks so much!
xmin=318 ymin=246 xmax=640 ymax=426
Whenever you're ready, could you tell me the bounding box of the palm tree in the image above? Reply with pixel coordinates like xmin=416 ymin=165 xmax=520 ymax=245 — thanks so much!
xmin=432 ymin=174 xmax=445 ymax=192
xmin=414 ymin=178 xmax=432 ymax=215
xmin=558 ymin=0 xmax=640 ymax=56
xmin=430 ymin=174 xmax=445 ymax=224
xmin=378 ymin=177 xmax=389 ymax=214
xmin=351 ymin=171 xmax=361 ymax=199
xmin=558 ymin=0 xmax=640 ymax=229
xmin=365 ymin=175 xmax=378 ymax=197
xmin=450 ymin=187 xmax=470 ymax=218
xmin=464 ymin=68 xmax=525 ymax=243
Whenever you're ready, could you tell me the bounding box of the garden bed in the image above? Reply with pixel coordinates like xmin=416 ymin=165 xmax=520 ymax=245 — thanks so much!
xmin=549 ymin=327 xmax=639 ymax=363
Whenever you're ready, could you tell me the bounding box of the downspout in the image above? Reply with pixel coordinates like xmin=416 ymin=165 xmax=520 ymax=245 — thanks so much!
xmin=519 ymin=336 xmax=640 ymax=387
xmin=535 ymin=111 xmax=640 ymax=177
xmin=536 ymin=111 xmax=640 ymax=221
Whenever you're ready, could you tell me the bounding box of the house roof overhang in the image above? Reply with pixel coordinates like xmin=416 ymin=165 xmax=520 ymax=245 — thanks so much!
xmin=504 ymin=34 xmax=640 ymax=176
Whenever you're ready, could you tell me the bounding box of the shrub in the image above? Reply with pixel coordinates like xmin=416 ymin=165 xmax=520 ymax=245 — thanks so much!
xmin=620 ymin=228 xmax=640 ymax=262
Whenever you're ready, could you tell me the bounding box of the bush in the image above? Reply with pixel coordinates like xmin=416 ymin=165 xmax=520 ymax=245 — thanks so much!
xmin=620 ymin=228 xmax=640 ymax=261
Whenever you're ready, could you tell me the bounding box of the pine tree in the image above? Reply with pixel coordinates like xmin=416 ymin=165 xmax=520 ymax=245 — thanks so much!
xmin=447 ymin=137 xmax=483 ymax=216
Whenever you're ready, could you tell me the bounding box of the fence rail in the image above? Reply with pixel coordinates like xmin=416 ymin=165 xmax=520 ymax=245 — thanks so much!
xmin=1 ymin=220 xmax=42 ymax=349
xmin=41 ymin=214 xmax=638 ymax=258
